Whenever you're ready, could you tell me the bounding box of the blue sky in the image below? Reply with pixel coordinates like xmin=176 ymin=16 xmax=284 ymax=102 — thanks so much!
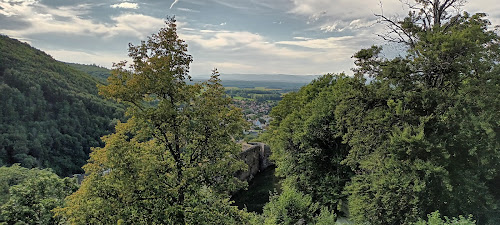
xmin=1 ymin=0 xmax=498 ymax=76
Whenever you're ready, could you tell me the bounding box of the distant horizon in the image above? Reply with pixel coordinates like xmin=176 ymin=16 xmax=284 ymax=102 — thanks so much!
xmin=63 ymin=59 xmax=323 ymax=77
xmin=192 ymin=73 xmax=322 ymax=77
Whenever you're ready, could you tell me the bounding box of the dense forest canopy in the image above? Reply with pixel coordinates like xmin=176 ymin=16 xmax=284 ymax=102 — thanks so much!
xmin=0 ymin=35 xmax=124 ymax=176
xmin=65 ymin=63 xmax=112 ymax=82
xmin=0 ymin=165 xmax=77 ymax=224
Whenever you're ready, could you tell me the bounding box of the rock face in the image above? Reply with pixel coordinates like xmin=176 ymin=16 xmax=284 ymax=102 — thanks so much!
xmin=237 ymin=142 xmax=274 ymax=181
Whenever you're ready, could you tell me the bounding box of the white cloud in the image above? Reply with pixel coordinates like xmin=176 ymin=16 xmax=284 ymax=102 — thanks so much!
xmin=463 ymin=0 xmax=500 ymax=27
xmin=111 ymin=13 xmax=165 ymax=38
xmin=170 ymin=0 xmax=179 ymax=9
xmin=290 ymin=0 xmax=403 ymax=19
xmin=288 ymin=0 xmax=408 ymax=34
xmin=293 ymin=36 xmax=312 ymax=40
xmin=307 ymin=11 xmax=326 ymax=24
xmin=110 ymin=2 xmax=139 ymax=9
xmin=177 ymin=7 xmax=199 ymax=13
xmin=0 ymin=1 xmax=164 ymax=39
xmin=319 ymin=18 xmax=376 ymax=32
xmin=289 ymin=0 xmax=500 ymax=32
xmin=0 ymin=0 xmax=37 ymax=17
xmin=178 ymin=28 xmax=370 ymax=75
xmin=181 ymin=30 xmax=265 ymax=50
xmin=320 ymin=23 xmax=339 ymax=32
xmin=277 ymin=36 xmax=355 ymax=49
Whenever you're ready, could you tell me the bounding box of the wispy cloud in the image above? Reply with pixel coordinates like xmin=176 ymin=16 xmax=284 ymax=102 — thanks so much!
xmin=177 ymin=27 xmax=369 ymax=75
xmin=177 ymin=7 xmax=199 ymax=13
xmin=293 ymin=37 xmax=312 ymax=40
xmin=110 ymin=2 xmax=139 ymax=9
xmin=170 ymin=0 xmax=179 ymax=9
xmin=277 ymin=36 xmax=355 ymax=49
xmin=209 ymin=0 xmax=249 ymax=10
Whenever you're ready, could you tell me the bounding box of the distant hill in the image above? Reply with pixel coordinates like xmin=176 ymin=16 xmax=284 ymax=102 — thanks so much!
xmin=194 ymin=73 xmax=319 ymax=83
xmin=65 ymin=65 xmax=317 ymax=90
xmin=65 ymin=63 xmax=111 ymax=82
xmin=192 ymin=74 xmax=319 ymax=90
xmin=0 ymin=35 xmax=124 ymax=176
xmin=220 ymin=74 xmax=319 ymax=83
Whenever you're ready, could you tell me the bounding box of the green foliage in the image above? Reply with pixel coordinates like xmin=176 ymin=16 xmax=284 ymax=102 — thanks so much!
xmin=55 ymin=18 xmax=249 ymax=224
xmin=0 ymin=35 xmax=124 ymax=176
xmin=345 ymin=10 xmax=500 ymax=224
xmin=263 ymin=2 xmax=500 ymax=225
xmin=259 ymin=187 xmax=336 ymax=225
xmin=414 ymin=211 xmax=476 ymax=225
xmin=0 ymin=164 xmax=78 ymax=225
xmin=185 ymin=187 xmax=253 ymax=225
xmin=66 ymin=63 xmax=112 ymax=82
xmin=0 ymin=164 xmax=33 ymax=205
xmin=314 ymin=207 xmax=337 ymax=225
xmin=231 ymin=167 xmax=281 ymax=213
xmin=263 ymin=74 xmax=354 ymax=211
xmin=226 ymin=88 xmax=283 ymax=102
xmin=261 ymin=187 xmax=319 ymax=225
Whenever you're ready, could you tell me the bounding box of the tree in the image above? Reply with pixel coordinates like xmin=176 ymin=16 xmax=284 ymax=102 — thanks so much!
xmin=415 ymin=211 xmax=476 ymax=225
xmin=261 ymin=74 xmax=355 ymax=218
xmin=260 ymin=187 xmax=336 ymax=225
xmin=376 ymin=0 xmax=467 ymax=47
xmin=0 ymin=165 xmax=78 ymax=225
xmin=55 ymin=18 xmax=249 ymax=224
xmin=345 ymin=1 xmax=500 ymax=224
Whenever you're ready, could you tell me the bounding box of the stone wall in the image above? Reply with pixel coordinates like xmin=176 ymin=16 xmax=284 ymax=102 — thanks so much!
xmin=236 ymin=142 xmax=274 ymax=181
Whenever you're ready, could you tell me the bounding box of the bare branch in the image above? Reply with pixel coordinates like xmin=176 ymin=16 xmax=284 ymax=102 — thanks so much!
xmin=377 ymin=0 xmax=466 ymax=47
xmin=375 ymin=13 xmax=416 ymax=47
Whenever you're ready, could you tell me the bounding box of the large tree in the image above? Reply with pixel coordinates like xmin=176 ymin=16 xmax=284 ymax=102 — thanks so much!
xmin=346 ymin=1 xmax=500 ymax=224
xmin=55 ymin=18 xmax=249 ymax=224
xmin=264 ymin=74 xmax=354 ymax=212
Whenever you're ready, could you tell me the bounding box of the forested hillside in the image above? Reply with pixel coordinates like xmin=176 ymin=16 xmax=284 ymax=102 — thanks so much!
xmin=0 ymin=35 xmax=124 ymax=176
xmin=65 ymin=63 xmax=112 ymax=82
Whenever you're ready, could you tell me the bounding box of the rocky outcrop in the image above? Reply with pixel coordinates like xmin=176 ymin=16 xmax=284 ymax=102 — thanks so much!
xmin=236 ymin=142 xmax=274 ymax=181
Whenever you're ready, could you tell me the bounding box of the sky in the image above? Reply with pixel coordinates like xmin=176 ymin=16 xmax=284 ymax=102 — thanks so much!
xmin=1 ymin=0 xmax=499 ymax=76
